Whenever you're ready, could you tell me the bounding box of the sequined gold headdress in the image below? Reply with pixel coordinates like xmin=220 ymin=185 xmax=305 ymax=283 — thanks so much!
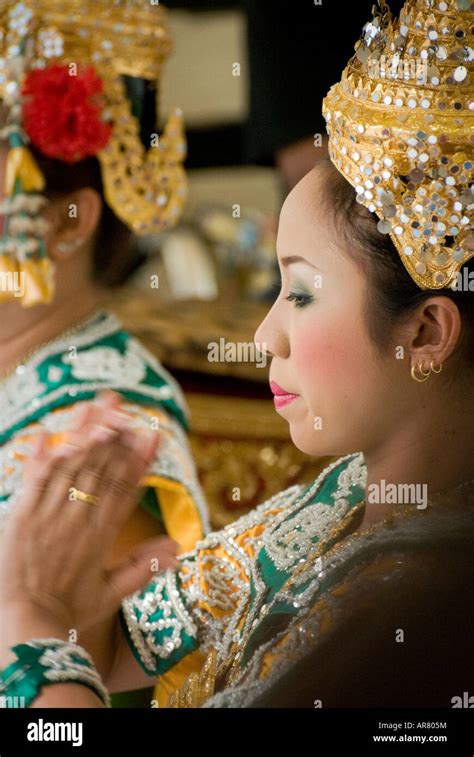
xmin=322 ymin=0 xmax=473 ymax=290
xmin=0 ymin=0 xmax=187 ymax=306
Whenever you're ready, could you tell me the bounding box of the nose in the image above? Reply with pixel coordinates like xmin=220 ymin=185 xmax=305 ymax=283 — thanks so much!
xmin=254 ymin=303 xmax=289 ymax=360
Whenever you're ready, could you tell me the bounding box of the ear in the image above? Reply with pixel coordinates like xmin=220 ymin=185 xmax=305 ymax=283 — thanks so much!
xmin=404 ymin=296 xmax=462 ymax=368
xmin=44 ymin=188 xmax=102 ymax=261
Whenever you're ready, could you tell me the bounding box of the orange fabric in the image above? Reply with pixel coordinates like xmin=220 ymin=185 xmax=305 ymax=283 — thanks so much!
xmin=153 ymin=649 xmax=208 ymax=708
xmin=180 ymin=507 xmax=284 ymax=622
xmin=142 ymin=475 xmax=204 ymax=554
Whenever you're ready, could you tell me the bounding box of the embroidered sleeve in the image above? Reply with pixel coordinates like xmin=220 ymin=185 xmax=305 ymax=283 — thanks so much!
xmin=122 ymin=403 xmax=210 ymax=547
xmin=120 ymin=488 xmax=301 ymax=676
xmin=121 ymin=570 xmax=199 ymax=675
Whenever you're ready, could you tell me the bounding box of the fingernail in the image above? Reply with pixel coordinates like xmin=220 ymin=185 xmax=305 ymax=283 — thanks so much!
xmin=108 ymin=410 xmax=131 ymax=428
xmin=90 ymin=425 xmax=116 ymax=443
xmin=97 ymin=390 xmax=118 ymax=406
xmin=54 ymin=445 xmax=78 ymax=460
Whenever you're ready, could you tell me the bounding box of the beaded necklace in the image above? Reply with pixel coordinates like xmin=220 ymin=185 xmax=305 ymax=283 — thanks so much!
xmin=0 ymin=309 xmax=102 ymax=383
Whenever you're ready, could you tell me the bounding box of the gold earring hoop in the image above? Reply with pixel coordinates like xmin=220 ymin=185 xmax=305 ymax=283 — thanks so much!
xmin=411 ymin=362 xmax=431 ymax=383
xmin=430 ymin=360 xmax=443 ymax=374
xmin=56 ymin=238 xmax=85 ymax=256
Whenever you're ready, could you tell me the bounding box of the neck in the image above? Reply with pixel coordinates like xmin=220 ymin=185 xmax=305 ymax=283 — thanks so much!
xmin=360 ymin=398 xmax=474 ymax=530
xmin=0 ymin=289 xmax=103 ymax=378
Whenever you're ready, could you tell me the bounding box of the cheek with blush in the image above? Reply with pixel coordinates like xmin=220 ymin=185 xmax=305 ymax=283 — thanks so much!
xmin=292 ymin=319 xmax=371 ymax=414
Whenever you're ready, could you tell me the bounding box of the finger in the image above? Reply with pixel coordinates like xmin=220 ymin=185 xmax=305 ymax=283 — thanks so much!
xmin=19 ymin=429 xmax=51 ymax=496
xmin=11 ymin=404 xmax=136 ymax=558
xmin=65 ymin=423 xmax=142 ymax=526
xmin=107 ymin=537 xmax=180 ymax=602
xmin=59 ymin=393 xmax=130 ymax=453
xmin=32 ymin=455 xmax=95 ymax=531
xmin=38 ymin=419 xmax=143 ymax=529
xmin=144 ymin=431 xmax=162 ymax=467
xmin=96 ymin=431 xmax=159 ymax=544
xmin=126 ymin=536 xmax=179 ymax=569
xmin=68 ymin=401 xmax=100 ymax=434
xmin=33 ymin=428 xmax=119 ymax=527
xmin=63 ymin=408 xmax=129 ymax=452
xmin=96 ymin=390 xmax=123 ymax=410
xmin=32 ymin=430 xmax=48 ymax=460
xmin=70 ymin=392 xmax=124 ymax=431
xmin=22 ymin=429 xmax=53 ymax=479
xmin=18 ymin=424 xmax=87 ymax=515
xmin=51 ymin=430 xmax=151 ymax=579
xmin=64 ymin=433 xmax=120 ymax=526
xmin=20 ymin=413 xmax=154 ymax=522
xmin=8 ymin=449 xmax=60 ymax=525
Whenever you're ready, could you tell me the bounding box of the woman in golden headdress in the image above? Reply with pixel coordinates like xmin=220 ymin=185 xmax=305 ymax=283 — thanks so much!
xmin=0 ymin=0 xmax=473 ymax=709
xmin=0 ymin=0 xmax=208 ymax=704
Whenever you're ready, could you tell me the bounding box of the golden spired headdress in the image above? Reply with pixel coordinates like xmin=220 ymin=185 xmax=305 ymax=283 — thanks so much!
xmin=0 ymin=0 xmax=187 ymax=306
xmin=322 ymin=0 xmax=474 ymax=290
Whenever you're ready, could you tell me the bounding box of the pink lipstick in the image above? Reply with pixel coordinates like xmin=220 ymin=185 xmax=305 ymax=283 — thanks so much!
xmin=270 ymin=381 xmax=300 ymax=410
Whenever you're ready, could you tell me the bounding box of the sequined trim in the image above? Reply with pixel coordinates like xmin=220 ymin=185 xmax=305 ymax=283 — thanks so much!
xmin=121 ymin=571 xmax=198 ymax=674
xmin=203 ymin=504 xmax=474 ymax=707
xmin=0 ymin=311 xmax=189 ymax=438
xmin=0 ymin=402 xmax=210 ymax=535
xmin=122 ymin=453 xmax=367 ymax=676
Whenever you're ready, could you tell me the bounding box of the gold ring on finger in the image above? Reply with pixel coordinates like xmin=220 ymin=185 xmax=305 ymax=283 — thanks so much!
xmin=70 ymin=488 xmax=99 ymax=506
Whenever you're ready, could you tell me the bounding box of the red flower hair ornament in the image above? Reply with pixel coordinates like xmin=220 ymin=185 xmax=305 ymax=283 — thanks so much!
xmin=22 ymin=63 xmax=113 ymax=164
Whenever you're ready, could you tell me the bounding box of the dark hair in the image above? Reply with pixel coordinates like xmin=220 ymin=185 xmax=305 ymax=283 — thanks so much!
xmin=321 ymin=159 xmax=474 ymax=369
xmin=31 ymin=147 xmax=145 ymax=287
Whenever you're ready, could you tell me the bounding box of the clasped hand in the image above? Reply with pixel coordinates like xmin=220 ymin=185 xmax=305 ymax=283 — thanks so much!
xmin=0 ymin=392 xmax=180 ymax=635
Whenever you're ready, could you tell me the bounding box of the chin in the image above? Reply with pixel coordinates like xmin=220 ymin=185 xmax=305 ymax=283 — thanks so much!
xmin=288 ymin=422 xmax=360 ymax=459
xmin=288 ymin=422 xmax=324 ymax=456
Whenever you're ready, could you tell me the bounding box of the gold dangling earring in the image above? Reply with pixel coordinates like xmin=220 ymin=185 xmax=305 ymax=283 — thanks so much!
xmin=411 ymin=362 xmax=431 ymax=383
xmin=430 ymin=360 xmax=443 ymax=374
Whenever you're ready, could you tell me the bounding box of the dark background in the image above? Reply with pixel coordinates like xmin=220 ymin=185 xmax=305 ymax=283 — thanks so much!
xmin=162 ymin=1 xmax=405 ymax=168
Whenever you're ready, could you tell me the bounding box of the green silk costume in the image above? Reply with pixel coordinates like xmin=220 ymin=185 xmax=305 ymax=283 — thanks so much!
xmin=121 ymin=453 xmax=368 ymax=703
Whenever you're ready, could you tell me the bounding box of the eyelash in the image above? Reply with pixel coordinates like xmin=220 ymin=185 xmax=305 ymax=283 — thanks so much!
xmin=285 ymin=293 xmax=314 ymax=309
xmin=272 ymin=284 xmax=313 ymax=309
